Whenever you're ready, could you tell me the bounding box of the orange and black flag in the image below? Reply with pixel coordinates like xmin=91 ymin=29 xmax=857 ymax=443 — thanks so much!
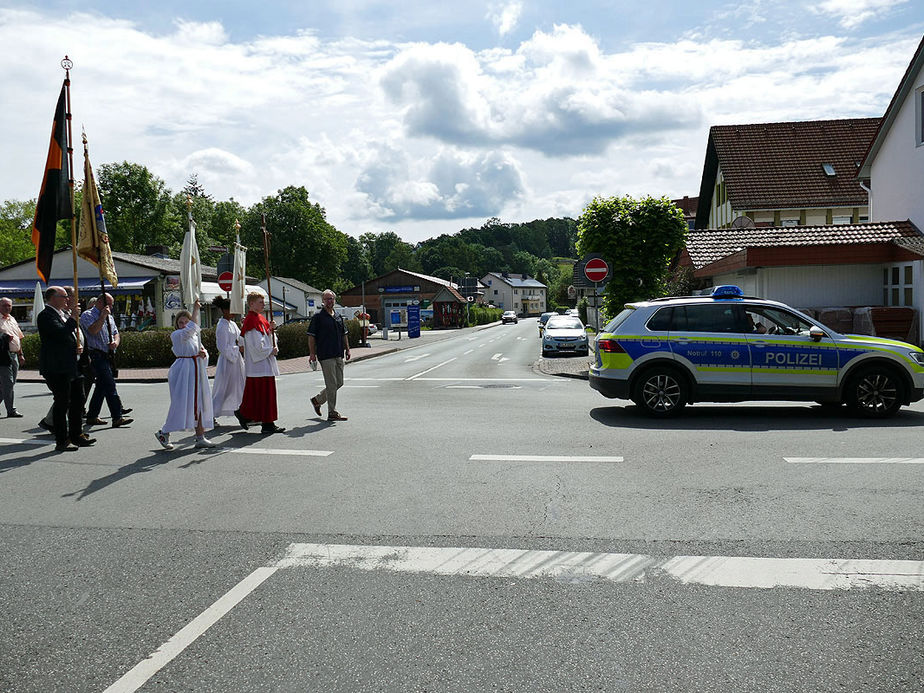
xmin=32 ymin=81 xmax=72 ymax=283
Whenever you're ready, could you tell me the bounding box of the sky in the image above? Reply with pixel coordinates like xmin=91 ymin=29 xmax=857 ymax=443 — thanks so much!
xmin=1 ymin=1 xmax=922 ymax=244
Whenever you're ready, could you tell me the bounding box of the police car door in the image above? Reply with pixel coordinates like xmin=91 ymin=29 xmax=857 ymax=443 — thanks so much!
xmin=745 ymin=306 xmax=838 ymax=393
xmin=670 ymin=304 xmax=752 ymax=394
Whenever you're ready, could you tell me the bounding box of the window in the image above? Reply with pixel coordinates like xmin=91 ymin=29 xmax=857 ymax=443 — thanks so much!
xmin=832 ymin=216 xmax=852 ymax=225
xmin=781 ymin=218 xmax=799 ymax=227
xmin=672 ymin=304 xmax=747 ymax=333
xmin=884 ymin=263 xmax=913 ymax=306
xmin=646 ymin=307 xmax=672 ymax=331
xmin=918 ymin=87 xmax=924 ymax=146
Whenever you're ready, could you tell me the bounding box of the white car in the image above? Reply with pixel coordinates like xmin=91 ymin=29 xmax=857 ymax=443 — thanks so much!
xmin=502 ymin=311 xmax=518 ymax=324
xmin=542 ymin=315 xmax=589 ymax=357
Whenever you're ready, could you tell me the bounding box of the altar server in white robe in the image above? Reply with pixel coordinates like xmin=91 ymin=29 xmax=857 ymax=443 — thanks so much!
xmin=210 ymin=295 xmax=245 ymax=422
xmin=155 ymin=301 xmax=215 ymax=450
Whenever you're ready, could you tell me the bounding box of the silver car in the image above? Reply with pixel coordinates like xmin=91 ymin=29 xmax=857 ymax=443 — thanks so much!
xmin=542 ymin=315 xmax=589 ymax=357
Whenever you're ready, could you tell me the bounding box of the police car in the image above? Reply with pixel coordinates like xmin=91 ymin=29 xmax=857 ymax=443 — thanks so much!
xmin=588 ymin=286 xmax=924 ymax=417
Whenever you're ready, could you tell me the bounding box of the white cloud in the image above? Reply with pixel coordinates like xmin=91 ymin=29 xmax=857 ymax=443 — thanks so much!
xmin=487 ymin=1 xmax=523 ymax=36
xmin=812 ymin=0 xmax=908 ymax=29
xmin=355 ymin=144 xmax=525 ymax=220
xmin=0 ymin=7 xmax=920 ymax=244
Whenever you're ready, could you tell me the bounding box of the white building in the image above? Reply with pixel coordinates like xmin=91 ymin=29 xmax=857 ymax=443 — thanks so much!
xmin=259 ymin=276 xmax=324 ymax=319
xmin=480 ymin=272 xmax=547 ymax=316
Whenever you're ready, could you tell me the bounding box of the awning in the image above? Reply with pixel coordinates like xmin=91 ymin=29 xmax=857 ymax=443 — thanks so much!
xmin=0 ymin=277 xmax=153 ymax=297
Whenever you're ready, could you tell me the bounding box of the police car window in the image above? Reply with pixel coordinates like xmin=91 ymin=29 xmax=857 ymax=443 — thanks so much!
xmin=675 ymin=304 xmax=746 ymax=333
xmin=646 ymin=307 xmax=672 ymax=331
xmin=603 ymin=308 xmax=634 ymax=333
xmin=750 ymin=307 xmax=814 ymax=336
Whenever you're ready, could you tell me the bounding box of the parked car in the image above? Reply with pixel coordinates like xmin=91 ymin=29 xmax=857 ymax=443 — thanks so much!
xmin=589 ymin=284 xmax=924 ymax=417
xmin=501 ymin=310 xmax=518 ymax=324
xmin=538 ymin=312 xmax=555 ymax=333
xmin=541 ymin=315 xmax=589 ymax=357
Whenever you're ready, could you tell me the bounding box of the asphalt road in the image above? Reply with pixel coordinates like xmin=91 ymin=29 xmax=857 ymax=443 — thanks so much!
xmin=1 ymin=319 xmax=922 ymax=692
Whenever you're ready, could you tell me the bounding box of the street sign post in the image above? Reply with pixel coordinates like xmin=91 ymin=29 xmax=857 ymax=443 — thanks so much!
xmin=217 ymin=271 xmax=233 ymax=293
xmin=583 ymin=257 xmax=610 ymax=283
xmin=581 ymin=256 xmax=610 ymax=332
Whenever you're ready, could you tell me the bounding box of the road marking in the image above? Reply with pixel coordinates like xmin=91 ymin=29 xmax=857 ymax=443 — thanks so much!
xmin=277 ymin=543 xmax=924 ymax=591
xmin=403 ymin=353 xmax=431 ymax=362
xmin=414 ymin=377 xmax=559 ymax=382
xmin=0 ymin=438 xmax=49 ymax=446
xmin=491 ymin=353 xmax=503 ymax=360
xmin=104 ymin=540 xmax=924 ymax=691
xmin=215 ymin=447 xmax=333 ymax=457
xmin=470 ymin=454 xmax=623 ymax=463
xmin=463 ymin=349 xmax=474 ymax=355
xmin=446 ymin=385 xmax=521 ymax=390
xmin=103 ymin=566 xmax=278 ymax=693
xmin=786 ymin=457 xmax=924 ymax=464
xmin=343 ymin=385 xmax=380 ymax=388
xmin=406 ymin=358 xmax=457 ymax=380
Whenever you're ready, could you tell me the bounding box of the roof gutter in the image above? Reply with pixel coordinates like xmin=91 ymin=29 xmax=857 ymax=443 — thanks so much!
xmin=858 ymin=179 xmax=873 ymax=220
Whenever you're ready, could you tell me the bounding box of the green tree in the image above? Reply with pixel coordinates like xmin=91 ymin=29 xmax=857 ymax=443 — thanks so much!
xmin=243 ymin=186 xmax=347 ymax=289
xmin=338 ymin=235 xmax=373 ymax=292
xmin=0 ymin=199 xmax=39 ymax=267
xmin=97 ymin=162 xmax=176 ymax=253
xmin=576 ymin=195 xmax=687 ymax=317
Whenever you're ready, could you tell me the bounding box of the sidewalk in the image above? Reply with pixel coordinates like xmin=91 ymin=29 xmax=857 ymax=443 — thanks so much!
xmin=17 ymin=322 xmax=572 ymax=383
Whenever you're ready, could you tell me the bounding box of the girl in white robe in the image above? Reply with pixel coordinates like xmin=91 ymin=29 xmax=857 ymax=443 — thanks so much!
xmin=210 ymin=296 xmax=245 ymax=420
xmin=155 ymin=301 xmax=215 ymax=449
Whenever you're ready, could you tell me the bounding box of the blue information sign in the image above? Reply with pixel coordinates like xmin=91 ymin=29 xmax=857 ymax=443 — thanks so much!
xmin=407 ymin=305 xmax=420 ymax=338
xmin=390 ymin=310 xmax=401 ymax=326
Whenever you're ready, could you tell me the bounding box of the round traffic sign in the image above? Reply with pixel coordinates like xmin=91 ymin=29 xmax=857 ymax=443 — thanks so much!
xmin=584 ymin=257 xmax=609 ymax=283
xmin=217 ymin=271 xmax=233 ymax=292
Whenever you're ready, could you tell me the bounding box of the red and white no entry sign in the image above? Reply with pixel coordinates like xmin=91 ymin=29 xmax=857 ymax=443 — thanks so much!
xmin=217 ymin=271 xmax=234 ymax=292
xmin=583 ymin=257 xmax=609 ymax=283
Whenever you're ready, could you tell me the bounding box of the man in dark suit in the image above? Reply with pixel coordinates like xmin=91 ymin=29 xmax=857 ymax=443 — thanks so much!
xmin=37 ymin=286 xmax=94 ymax=452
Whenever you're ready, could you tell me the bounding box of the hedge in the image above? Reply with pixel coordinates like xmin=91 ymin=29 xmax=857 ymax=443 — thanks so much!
xmin=19 ymin=318 xmax=365 ymax=370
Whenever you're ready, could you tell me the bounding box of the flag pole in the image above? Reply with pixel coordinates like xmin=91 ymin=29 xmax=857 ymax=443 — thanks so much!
xmin=63 ymin=58 xmax=78 ymax=298
xmin=261 ymin=213 xmax=276 ymax=345
xmin=62 ymin=56 xmax=81 ymax=341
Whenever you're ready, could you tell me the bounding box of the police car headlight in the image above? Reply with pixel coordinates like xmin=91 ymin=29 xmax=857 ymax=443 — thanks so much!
xmin=911 ymin=352 xmax=924 ymax=365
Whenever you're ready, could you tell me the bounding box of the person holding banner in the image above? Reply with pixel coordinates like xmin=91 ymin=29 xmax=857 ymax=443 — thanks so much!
xmin=211 ymin=295 xmax=245 ymax=424
xmin=235 ymin=292 xmax=285 ymax=434
xmin=155 ymin=301 xmax=215 ymax=450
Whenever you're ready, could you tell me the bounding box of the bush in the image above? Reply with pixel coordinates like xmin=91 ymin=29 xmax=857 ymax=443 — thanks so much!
xmin=465 ymin=305 xmax=503 ymax=326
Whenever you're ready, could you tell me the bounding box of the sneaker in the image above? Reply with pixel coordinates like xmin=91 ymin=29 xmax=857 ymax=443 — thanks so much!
xmin=7 ymin=410 xmax=23 ymax=418
xmin=155 ymin=430 xmax=174 ymax=450
xmin=195 ymin=436 xmax=217 ymax=448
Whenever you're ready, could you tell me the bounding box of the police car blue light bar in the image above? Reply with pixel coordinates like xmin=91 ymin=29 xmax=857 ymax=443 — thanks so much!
xmin=711 ymin=285 xmax=744 ymax=299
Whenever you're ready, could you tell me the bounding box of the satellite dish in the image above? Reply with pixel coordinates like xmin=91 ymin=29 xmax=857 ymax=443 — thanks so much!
xmin=731 ymin=216 xmax=755 ymax=229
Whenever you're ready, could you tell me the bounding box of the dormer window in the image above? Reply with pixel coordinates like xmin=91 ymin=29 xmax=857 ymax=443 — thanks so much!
xmin=822 ymin=163 xmax=836 ymax=177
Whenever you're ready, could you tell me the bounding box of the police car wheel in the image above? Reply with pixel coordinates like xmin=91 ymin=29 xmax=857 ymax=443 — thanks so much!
xmin=848 ymin=366 xmax=903 ymax=418
xmin=632 ymin=368 xmax=687 ymax=416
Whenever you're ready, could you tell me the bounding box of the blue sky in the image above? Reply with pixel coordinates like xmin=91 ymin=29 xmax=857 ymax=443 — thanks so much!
xmin=1 ymin=1 xmax=922 ymax=243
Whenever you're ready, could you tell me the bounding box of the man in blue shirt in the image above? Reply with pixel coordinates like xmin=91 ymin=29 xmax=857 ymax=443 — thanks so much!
xmin=79 ymin=293 xmax=133 ymax=428
xmin=307 ymin=290 xmax=351 ymax=421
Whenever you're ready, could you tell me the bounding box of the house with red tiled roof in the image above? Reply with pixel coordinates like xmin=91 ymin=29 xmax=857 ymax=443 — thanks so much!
xmin=857 ymin=33 xmax=924 ymax=340
xmin=679 ymin=221 xmax=922 ymax=305
xmin=694 ymin=118 xmax=879 ymax=230
xmin=679 ymin=36 xmax=924 ymax=344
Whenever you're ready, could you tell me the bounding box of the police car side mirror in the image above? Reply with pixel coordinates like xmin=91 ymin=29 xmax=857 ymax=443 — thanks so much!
xmin=809 ymin=326 xmax=825 ymax=343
